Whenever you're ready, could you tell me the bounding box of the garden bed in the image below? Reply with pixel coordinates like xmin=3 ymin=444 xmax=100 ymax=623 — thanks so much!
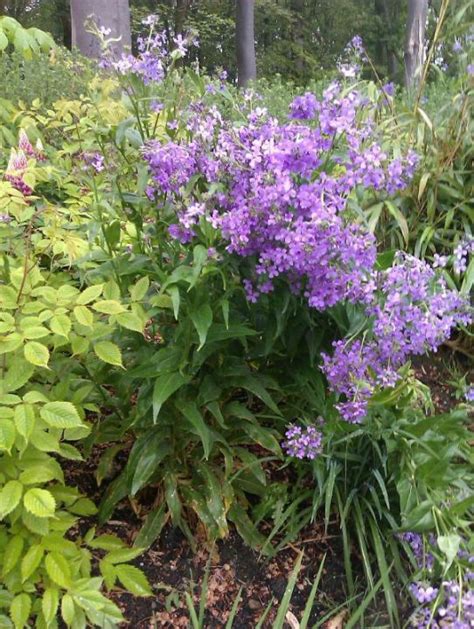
xmin=61 ymin=350 xmax=468 ymax=628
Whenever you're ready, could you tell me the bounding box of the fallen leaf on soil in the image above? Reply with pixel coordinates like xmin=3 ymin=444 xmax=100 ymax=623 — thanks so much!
xmin=324 ymin=609 xmax=348 ymax=628
xmin=286 ymin=610 xmax=300 ymax=628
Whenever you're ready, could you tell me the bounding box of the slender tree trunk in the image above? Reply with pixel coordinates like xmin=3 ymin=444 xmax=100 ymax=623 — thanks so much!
xmin=70 ymin=0 xmax=131 ymax=59
xmin=293 ymin=0 xmax=306 ymax=79
xmin=175 ymin=0 xmax=191 ymax=35
xmin=404 ymin=0 xmax=428 ymax=90
xmin=236 ymin=0 xmax=256 ymax=88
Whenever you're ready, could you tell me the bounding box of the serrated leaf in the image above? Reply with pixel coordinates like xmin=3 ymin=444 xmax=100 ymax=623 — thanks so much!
xmin=10 ymin=593 xmax=31 ymax=629
xmin=0 ymin=480 xmax=23 ymax=518
xmin=14 ymin=404 xmax=35 ymax=440
xmin=24 ymin=341 xmax=49 ymax=368
xmin=42 ymin=588 xmax=59 ymax=625
xmin=115 ymin=564 xmax=152 ymax=596
xmin=116 ymin=312 xmax=144 ymax=333
xmin=68 ymin=498 xmax=97 ymax=516
xmin=45 ymin=553 xmax=71 ymax=589
xmin=21 ymin=544 xmax=44 ymax=581
xmin=105 ymin=548 xmax=144 ymax=564
xmin=0 ymin=419 xmax=15 ymax=452
xmin=130 ymin=276 xmax=149 ymax=301
xmin=76 ymin=284 xmax=103 ymax=305
xmin=93 ymin=341 xmax=123 ymax=367
xmin=92 ymin=300 xmax=126 ymax=315
xmin=2 ymin=359 xmax=34 ymax=393
xmin=88 ymin=535 xmax=125 ymax=551
xmin=49 ymin=314 xmax=71 ymax=338
xmin=40 ymin=401 xmax=82 ymax=429
xmin=24 ymin=488 xmax=56 ymax=518
xmin=22 ymin=325 xmax=50 ymax=340
xmin=2 ymin=536 xmax=24 ymax=576
xmin=19 ymin=465 xmax=62 ymax=485
xmin=73 ymin=306 xmax=93 ymax=328
xmin=60 ymin=593 xmax=75 ymax=625
xmin=99 ymin=560 xmax=117 ymax=590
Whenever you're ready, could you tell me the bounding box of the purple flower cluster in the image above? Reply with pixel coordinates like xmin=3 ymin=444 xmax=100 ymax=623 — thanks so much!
xmin=322 ymin=253 xmax=471 ymax=421
xmin=399 ymin=532 xmax=435 ymax=571
xmin=453 ymin=236 xmax=473 ymax=274
xmin=80 ymin=152 xmax=105 ymax=173
xmin=101 ymin=17 xmax=197 ymax=85
xmin=401 ymin=533 xmax=474 ymax=628
xmin=409 ymin=579 xmax=474 ymax=628
xmin=143 ymin=82 xmax=470 ymax=424
xmin=283 ymin=423 xmax=323 ymax=460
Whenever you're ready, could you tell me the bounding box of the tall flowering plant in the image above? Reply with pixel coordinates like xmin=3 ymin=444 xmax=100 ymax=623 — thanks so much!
xmin=143 ymin=79 xmax=471 ymax=435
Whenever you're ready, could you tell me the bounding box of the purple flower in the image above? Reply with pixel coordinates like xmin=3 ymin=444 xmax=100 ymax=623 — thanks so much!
xmin=289 ymin=93 xmax=318 ymax=120
xmin=283 ymin=423 xmax=323 ymax=460
xmin=173 ymin=34 xmax=187 ymax=56
xmin=433 ymin=253 xmax=448 ymax=268
xmin=465 ymin=386 xmax=474 ymax=403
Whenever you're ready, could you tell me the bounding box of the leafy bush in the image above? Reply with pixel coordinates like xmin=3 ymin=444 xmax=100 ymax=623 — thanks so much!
xmin=0 ymin=124 xmax=152 ymax=627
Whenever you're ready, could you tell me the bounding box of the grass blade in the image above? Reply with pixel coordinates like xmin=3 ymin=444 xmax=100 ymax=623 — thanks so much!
xmin=273 ymin=551 xmax=304 ymax=629
xmin=225 ymin=587 xmax=242 ymax=629
xmin=299 ymin=554 xmax=326 ymax=629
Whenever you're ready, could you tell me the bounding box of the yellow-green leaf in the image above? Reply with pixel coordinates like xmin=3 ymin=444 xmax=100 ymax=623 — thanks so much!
xmin=40 ymin=401 xmax=82 ymax=429
xmin=61 ymin=593 xmax=75 ymax=625
xmin=10 ymin=593 xmax=31 ymax=629
xmin=0 ymin=480 xmax=23 ymax=519
xmin=21 ymin=326 xmax=50 ymax=340
xmin=14 ymin=404 xmax=35 ymax=440
xmin=130 ymin=276 xmax=149 ymax=301
xmin=76 ymin=284 xmax=103 ymax=305
xmin=24 ymin=341 xmax=49 ymax=368
xmin=73 ymin=305 xmax=93 ymax=328
xmin=49 ymin=314 xmax=71 ymax=338
xmin=45 ymin=553 xmax=71 ymax=589
xmin=93 ymin=341 xmax=123 ymax=367
xmin=42 ymin=588 xmax=59 ymax=625
xmin=21 ymin=544 xmax=44 ymax=582
xmin=23 ymin=488 xmax=56 ymax=518
xmin=92 ymin=300 xmax=126 ymax=315
xmin=0 ymin=419 xmax=15 ymax=452
xmin=114 ymin=564 xmax=152 ymax=596
xmin=3 ymin=536 xmax=24 ymax=576
xmin=116 ymin=312 xmax=144 ymax=333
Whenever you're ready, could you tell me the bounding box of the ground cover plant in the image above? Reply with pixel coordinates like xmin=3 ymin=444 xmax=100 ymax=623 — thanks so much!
xmin=0 ymin=5 xmax=473 ymax=628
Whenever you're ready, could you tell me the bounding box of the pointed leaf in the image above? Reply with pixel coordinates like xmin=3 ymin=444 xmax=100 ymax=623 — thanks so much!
xmin=24 ymin=341 xmax=49 ymax=368
xmin=0 ymin=480 xmax=23 ymax=518
xmin=40 ymin=401 xmax=82 ymax=429
xmin=152 ymin=371 xmax=188 ymax=422
xmin=191 ymin=303 xmax=212 ymax=350
xmin=23 ymin=488 xmax=56 ymax=518
xmin=115 ymin=565 xmax=152 ymax=596
xmin=94 ymin=341 xmax=123 ymax=368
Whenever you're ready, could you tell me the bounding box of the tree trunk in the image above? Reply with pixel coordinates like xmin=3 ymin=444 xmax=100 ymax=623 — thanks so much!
xmin=70 ymin=0 xmax=131 ymax=59
xmin=236 ymin=0 xmax=256 ymax=88
xmin=175 ymin=0 xmax=191 ymax=36
xmin=404 ymin=0 xmax=428 ymax=90
xmin=292 ymin=0 xmax=306 ymax=79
